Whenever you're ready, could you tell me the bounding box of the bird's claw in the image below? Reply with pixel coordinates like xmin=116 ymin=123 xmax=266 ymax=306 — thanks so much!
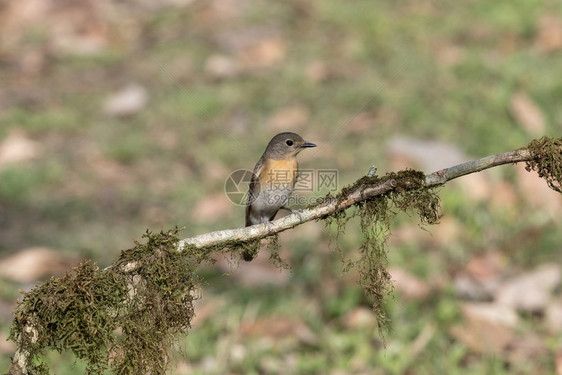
xmin=263 ymin=220 xmax=273 ymax=234
xmin=281 ymin=206 xmax=304 ymax=223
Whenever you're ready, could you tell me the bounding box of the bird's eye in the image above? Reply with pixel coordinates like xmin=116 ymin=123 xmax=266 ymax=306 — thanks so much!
xmin=286 ymin=140 xmax=294 ymax=146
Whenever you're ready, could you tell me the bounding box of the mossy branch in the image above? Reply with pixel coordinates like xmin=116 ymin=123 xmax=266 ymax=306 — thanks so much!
xmin=7 ymin=137 xmax=561 ymax=375
xmin=178 ymin=149 xmax=534 ymax=251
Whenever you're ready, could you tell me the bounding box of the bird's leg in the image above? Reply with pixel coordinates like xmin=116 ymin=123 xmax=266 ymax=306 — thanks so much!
xmin=280 ymin=206 xmax=304 ymax=222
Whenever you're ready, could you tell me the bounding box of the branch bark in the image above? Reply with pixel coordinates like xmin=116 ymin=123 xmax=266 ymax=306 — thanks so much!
xmin=179 ymin=148 xmax=531 ymax=251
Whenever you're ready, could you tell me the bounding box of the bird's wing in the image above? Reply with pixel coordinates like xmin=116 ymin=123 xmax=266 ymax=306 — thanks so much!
xmin=245 ymin=157 xmax=264 ymax=226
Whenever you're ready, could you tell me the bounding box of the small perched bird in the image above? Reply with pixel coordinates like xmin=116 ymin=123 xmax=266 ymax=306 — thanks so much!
xmin=244 ymin=132 xmax=316 ymax=260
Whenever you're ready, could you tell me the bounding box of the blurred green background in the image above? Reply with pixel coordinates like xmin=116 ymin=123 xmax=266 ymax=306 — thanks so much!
xmin=1 ymin=0 xmax=562 ymax=373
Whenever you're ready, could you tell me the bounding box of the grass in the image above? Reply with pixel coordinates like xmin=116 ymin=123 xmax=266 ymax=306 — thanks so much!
xmin=1 ymin=0 xmax=562 ymax=373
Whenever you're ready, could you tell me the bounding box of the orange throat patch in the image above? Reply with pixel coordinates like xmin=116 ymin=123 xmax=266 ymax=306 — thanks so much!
xmin=259 ymin=158 xmax=298 ymax=189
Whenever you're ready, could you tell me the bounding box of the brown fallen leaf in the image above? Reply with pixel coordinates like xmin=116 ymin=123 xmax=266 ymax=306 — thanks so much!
xmin=515 ymin=163 xmax=562 ymax=217
xmin=0 ymin=247 xmax=80 ymax=283
xmin=236 ymin=36 xmax=286 ymax=70
xmin=239 ymin=316 xmax=316 ymax=344
xmin=194 ymin=0 xmax=242 ymax=26
xmin=0 ymin=0 xmax=47 ymax=51
xmin=433 ymin=41 xmax=466 ymax=67
xmin=103 ymin=84 xmax=148 ymax=117
xmin=0 ymin=129 xmax=41 ymax=169
xmin=454 ymin=275 xmax=491 ymax=301
xmin=342 ymin=307 xmax=377 ymax=329
xmin=205 ymin=54 xmax=239 ymax=79
xmin=388 ymin=267 xmax=431 ymax=301
xmin=0 ymin=331 xmax=16 ymax=354
xmin=463 ymin=302 xmax=519 ymax=327
xmin=455 ymin=252 xmax=506 ymax=300
xmin=0 ymin=0 xmax=114 ymax=56
xmin=496 ymin=263 xmax=561 ymax=312
xmin=305 ymin=60 xmax=329 ymax=83
xmin=466 ymin=252 xmax=506 ymax=281
xmin=450 ymin=302 xmax=518 ymax=354
xmin=509 ymin=91 xmax=545 ymax=136
xmin=535 ymin=15 xmax=562 ymax=53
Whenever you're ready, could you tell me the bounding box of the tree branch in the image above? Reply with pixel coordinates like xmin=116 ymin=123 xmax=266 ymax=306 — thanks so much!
xmin=178 ymin=148 xmax=532 ymax=251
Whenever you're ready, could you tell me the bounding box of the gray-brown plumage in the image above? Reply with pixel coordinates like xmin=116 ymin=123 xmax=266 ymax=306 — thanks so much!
xmin=243 ymin=132 xmax=316 ymax=260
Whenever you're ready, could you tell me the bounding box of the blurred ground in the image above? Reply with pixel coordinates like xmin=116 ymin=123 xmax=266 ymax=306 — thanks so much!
xmin=1 ymin=0 xmax=562 ymax=374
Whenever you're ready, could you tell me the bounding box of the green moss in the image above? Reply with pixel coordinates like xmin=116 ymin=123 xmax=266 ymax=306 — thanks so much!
xmin=241 ymin=239 xmax=262 ymax=262
xmin=111 ymin=229 xmax=198 ymax=375
xmin=325 ymin=170 xmax=441 ymax=340
xmin=267 ymin=235 xmax=291 ymax=270
xmin=10 ymin=261 xmax=127 ymax=375
xmin=10 ymin=228 xmax=198 ymax=375
xmin=525 ymin=137 xmax=562 ymax=193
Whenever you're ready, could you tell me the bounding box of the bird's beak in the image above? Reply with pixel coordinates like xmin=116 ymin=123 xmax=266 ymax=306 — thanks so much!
xmin=301 ymin=142 xmax=317 ymax=148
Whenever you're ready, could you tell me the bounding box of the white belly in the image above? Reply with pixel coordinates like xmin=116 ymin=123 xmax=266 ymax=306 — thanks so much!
xmin=249 ymin=185 xmax=293 ymax=224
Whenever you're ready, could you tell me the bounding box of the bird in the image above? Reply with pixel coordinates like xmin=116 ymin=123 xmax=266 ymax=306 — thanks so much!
xmin=243 ymin=132 xmax=316 ymax=260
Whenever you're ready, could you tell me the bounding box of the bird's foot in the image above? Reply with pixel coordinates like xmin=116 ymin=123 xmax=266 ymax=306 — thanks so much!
xmin=281 ymin=206 xmax=304 ymax=223
xmin=263 ymin=220 xmax=273 ymax=234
